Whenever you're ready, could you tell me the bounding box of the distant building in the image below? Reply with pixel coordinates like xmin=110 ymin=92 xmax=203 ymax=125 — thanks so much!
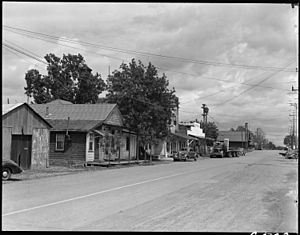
xmin=217 ymin=131 xmax=252 ymax=149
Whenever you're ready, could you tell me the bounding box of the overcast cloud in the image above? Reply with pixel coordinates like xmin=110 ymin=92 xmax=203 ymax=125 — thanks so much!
xmin=2 ymin=2 xmax=298 ymax=146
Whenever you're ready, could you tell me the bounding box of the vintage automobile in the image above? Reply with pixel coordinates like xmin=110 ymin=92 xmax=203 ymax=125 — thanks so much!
xmin=172 ymin=148 xmax=199 ymax=161
xmin=2 ymin=159 xmax=23 ymax=181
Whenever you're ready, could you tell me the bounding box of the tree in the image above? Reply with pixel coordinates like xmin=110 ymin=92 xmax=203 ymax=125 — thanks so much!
xmin=265 ymin=141 xmax=276 ymax=150
xmin=284 ymin=134 xmax=297 ymax=148
xmin=236 ymin=126 xmax=246 ymax=132
xmin=105 ymin=59 xmax=178 ymax=147
xmin=200 ymin=121 xmax=219 ymax=140
xmin=24 ymin=53 xmax=106 ymax=104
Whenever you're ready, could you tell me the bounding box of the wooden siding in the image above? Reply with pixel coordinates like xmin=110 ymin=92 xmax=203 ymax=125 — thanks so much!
xmin=2 ymin=127 xmax=12 ymax=159
xmin=2 ymin=104 xmax=50 ymax=135
xmin=31 ymin=128 xmax=50 ymax=169
xmin=49 ymin=132 xmax=86 ymax=166
xmin=104 ymin=107 xmax=123 ymax=126
xmin=130 ymin=134 xmax=137 ymax=158
xmin=120 ymin=133 xmax=136 ymax=160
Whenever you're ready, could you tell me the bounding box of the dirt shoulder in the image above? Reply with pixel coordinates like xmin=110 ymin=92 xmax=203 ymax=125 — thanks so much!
xmin=3 ymin=159 xmax=173 ymax=182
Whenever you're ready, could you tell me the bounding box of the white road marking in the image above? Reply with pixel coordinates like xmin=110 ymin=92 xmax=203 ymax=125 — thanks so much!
xmin=3 ymin=171 xmax=187 ymax=216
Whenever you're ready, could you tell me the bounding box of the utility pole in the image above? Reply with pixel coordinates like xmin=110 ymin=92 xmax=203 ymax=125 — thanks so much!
xmin=245 ymin=122 xmax=248 ymax=151
xmin=289 ymin=103 xmax=298 ymax=149
xmin=289 ymin=113 xmax=295 ymax=149
xmin=201 ymin=104 xmax=209 ymax=155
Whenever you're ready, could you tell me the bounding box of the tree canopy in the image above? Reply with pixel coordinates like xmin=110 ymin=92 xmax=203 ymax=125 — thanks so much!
xmin=24 ymin=53 xmax=106 ymax=104
xmin=105 ymin=59 xmax=178 ymax=145
xmin=284 ymin=134 xmax=297 ymax=148
xmin=200 ymin=121 xmax=218 ymax=140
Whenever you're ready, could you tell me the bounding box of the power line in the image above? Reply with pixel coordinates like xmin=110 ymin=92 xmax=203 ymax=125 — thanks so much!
xmin=3 ymin=45 xmax=47 ymax=72
xmin=4 ymin=29 xmax=127 ymax=63
xmin=3 ymin=28 xmax=292 ymax=92
xmin=3 ymin=25 xmax=297 ymax=73
xmin=2 ymin=43 xmax=48 ymax=65
xmin=211 ymin=59 xmax=296 ymax=107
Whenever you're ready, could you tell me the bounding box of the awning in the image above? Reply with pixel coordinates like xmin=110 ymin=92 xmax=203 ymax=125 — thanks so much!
xmin=188 ymin=134 xmax=205 ymax=139
xmin=171 ymin=132 xmax=198 ymax=140
xmin=93 ymin=130 xmax=113 ymax=137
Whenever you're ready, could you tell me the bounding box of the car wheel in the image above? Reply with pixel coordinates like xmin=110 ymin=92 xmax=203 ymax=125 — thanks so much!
xmin=2 ymin=168 xmax=11 ymax=181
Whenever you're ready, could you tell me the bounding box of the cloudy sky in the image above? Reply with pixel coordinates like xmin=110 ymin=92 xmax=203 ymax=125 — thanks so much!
xmin=2 ymin=2 xmax=298 ymax=146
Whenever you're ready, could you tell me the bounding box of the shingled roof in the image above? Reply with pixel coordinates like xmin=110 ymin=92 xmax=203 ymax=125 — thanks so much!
xmin=217 ymin=131 xmax=248 ymax=142
xmin=30 ymin=102 xmax=118 ymax=131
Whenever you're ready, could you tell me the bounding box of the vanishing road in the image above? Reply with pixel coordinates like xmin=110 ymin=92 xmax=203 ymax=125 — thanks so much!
xmin=2 ymin=150 xmax=298 ymax=232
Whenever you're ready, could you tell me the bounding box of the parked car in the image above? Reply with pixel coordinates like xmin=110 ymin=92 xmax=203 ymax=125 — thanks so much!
xmin=2 ymin=159 xmax=23 ymax=181
xmin=173 ymin=148 xmax=199 ymax=161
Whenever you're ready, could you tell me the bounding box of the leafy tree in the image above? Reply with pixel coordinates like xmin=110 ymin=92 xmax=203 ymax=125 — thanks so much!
xmin=236 ymin=126 xmax=246 ymax=132
xmin=265 ymin=141 xmax=276 ymax=150
xmin=284 ymin=134 xmax=297 ymax=148
xmin=200 ymin=121 xmax=219 ymax=140
xmin=105 ymin=59 xmax=178 ymax=147
xmin=24 ymin=53 xmax=106 ymax=104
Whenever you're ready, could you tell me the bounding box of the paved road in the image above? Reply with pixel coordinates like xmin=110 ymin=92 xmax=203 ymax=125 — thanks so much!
xmin=2 ymin=150 xmax=298 ymax=232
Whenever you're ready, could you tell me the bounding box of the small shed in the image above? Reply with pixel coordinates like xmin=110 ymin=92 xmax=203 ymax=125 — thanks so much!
xmin=2 ymin=103 xmax=52 ymax=169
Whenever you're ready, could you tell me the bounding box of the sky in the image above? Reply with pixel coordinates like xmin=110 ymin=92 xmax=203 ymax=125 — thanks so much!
xmin=2 ymin=2 xmax=298 ymax=146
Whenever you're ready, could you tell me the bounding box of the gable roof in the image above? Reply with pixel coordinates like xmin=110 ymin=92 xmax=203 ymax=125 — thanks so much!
xmin=2 ymin=103 xmax=24 ymax=115
xmin=30 ymin=103 xmax=117 ymax=120
xmin=46 ymin=99 xmax=73 ymax=105
xmin=217 ymin=131 xmax=248 ymax=142
xmin=46 ymin=120 xmax=102 ymax=131
xmin=2 ymin=103 xmax=52 ymax=128
xmin=30 ymin=103 xmax=120 ymax=131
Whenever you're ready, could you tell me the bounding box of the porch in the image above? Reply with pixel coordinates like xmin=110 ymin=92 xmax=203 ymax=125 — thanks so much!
xmin=86 ymin=159 xmax=152 ymax=167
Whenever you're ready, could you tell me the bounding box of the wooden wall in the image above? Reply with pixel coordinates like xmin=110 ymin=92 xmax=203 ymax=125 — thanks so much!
xmin=31 ymin=128 xmax=50 ymax=168
xmin=2 ymin=127 xmax=12 ymax=159
xmin=49 ymin=132 xmax=86 ymax=166
xmin=104 ymin=107 xmax=123 ymax=126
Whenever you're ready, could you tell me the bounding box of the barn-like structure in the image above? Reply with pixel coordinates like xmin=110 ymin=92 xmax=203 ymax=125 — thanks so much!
xmin=2 ymin=103 xmax=52 ymax=169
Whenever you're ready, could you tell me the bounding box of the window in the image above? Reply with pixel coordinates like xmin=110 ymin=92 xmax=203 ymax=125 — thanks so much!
xmin=89 ymin=133 xmax=94 ymax=152
xmin=56 ymin=133 xmax=65 ymax=151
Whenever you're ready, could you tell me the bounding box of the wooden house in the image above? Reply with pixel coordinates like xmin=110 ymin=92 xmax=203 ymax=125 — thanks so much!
xmin=30 ymin=100 xmax=137 ymax=166
xmin=2 ymin=103 xmax=52 ymax=169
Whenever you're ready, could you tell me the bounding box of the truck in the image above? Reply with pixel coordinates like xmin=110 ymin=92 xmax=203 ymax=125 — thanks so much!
xmin=210 ymin=139 xmax=243 ymax=158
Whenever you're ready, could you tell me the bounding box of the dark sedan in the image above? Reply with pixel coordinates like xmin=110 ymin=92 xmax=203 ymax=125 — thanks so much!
xmin=2 ymin=159 xmax=23 ymax=180
xmin=172 ymin=149 xmax=199 ymax=161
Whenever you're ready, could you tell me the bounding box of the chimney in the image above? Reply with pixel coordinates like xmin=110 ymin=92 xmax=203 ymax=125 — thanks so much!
xmin=45 ymin=107 xmax=49 ymax=117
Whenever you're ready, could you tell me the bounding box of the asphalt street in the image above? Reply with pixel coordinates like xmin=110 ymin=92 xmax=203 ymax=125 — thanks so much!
xmin=2 ymin=150 xmax=298 ymax=232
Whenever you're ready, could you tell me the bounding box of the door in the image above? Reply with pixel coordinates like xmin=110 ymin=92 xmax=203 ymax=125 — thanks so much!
xmin=11 ymin=135 xmax=32 ymax=170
